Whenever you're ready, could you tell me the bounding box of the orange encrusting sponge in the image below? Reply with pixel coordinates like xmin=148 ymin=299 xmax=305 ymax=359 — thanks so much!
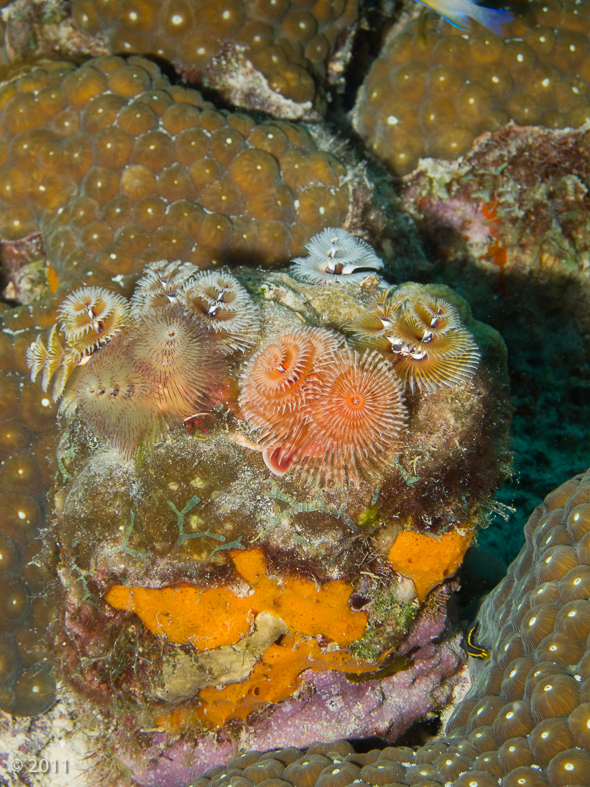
xmin=165 ymin=635 xmax=374 ymax=730
xmin=105 ymin=548 xmax=371 ymax=730
xmin=105 ymin=548 xmax=367 ymax=648
xmin=388 ymin=529 xmax=473 ymax=602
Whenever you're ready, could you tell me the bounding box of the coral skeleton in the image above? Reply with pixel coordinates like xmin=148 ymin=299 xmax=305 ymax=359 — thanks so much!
xmin=291 ymin=228 xmax=384 ymax=283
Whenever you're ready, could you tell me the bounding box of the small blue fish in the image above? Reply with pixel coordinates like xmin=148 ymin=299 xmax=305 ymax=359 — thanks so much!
xmin=416 ymin=0 xmax=513 ymax=36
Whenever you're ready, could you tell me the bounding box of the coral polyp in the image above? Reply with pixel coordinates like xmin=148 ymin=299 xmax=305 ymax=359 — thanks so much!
xmin=351 ymin=285 xmax=481 ymax=393
xmin=178 ymin=271 xmax=260 ymax=351
xmin=300 ymin=347 xmax=407 ymax=486
xmin=291 ymin=228 xmax=384 ymax=283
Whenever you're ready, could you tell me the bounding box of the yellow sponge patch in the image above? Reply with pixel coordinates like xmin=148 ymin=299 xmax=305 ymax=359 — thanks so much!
xmin=105 ymin=547 xmax=367 ymax=648
xmin=160 ymin=634 xmax=373 ymax=731
xmin=388 ymin=529 xmax=472 ymax=601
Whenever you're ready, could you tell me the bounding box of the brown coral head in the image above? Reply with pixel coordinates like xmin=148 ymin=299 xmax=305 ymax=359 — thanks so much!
xmin=58 ymin=285 xmax=130 ymax=355
xmin=74 ymin=337 xmax=160 ymax=458
xmin=130 ymin=260 xmax=200 ymax=316
xmin=300 ymin=347 xmax=407 ymax=486
xmin=238 ymin=326 xmax=342 ymax=443
xmin=178 ymin=270 xmax=260 ymax=352
xmin=128 ymin=304 xmax=225 ymax=420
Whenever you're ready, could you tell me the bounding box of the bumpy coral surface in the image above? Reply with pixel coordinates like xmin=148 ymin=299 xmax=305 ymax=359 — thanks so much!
xmin=193 ymin=469 xmax=590 ymax=786
xmin=0 ymin=290 xmax=59 ymax=718
xmin=354 ymin=0 xmax=590 ymax=174
xmin=71 ymin=0 xmax=358 ymax=115
xmin=0 ymin=54 xmax=364 ymax=293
